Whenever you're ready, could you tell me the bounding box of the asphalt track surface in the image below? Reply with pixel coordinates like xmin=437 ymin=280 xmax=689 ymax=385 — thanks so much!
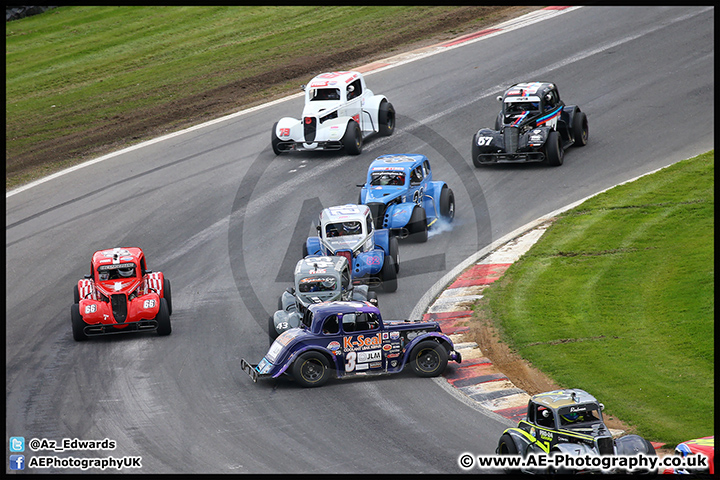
xmin=5 ymin=6 xmax=714 ymax=474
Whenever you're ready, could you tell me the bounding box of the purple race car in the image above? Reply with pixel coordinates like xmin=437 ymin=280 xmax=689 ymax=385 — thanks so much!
xmin=241 ymin=301 xmax=462 ymax=387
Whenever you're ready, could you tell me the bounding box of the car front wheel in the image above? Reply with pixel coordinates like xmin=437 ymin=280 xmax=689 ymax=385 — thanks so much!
xmin=439 ymin=185 xmax=455 ymax=221
xmin=409 ymin=340 xmax=448 ymax=377
xmin=155 ymin=298 xmax=172 ymax=336
xmin=572 ymin=111 xmax=588 ymax=147
xmin=71 ymin=303 xmax=88 ymax=341
xmin=378 ymin=100 xmax=395 ymax=136
xmin=342 ymin=120 xmax=362 ymax=155
xmin=545 ymin=130 xmax=564 ymax=166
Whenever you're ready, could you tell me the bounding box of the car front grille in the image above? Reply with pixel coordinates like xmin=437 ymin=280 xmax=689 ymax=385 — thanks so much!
xmin=366 ymin=202 xmax=386 ymax=229
xmin=595 ymin=436 xmax=614 ymax=455
xmin=335 ymin=250 xmax=353 ymax=267
xmin=503 ymin=126 xmax=519 ymax=154
xmin=111 ymin=294 xmax=127 ymax=323
xmin=303 ymin=116 xmax=317 ymax=143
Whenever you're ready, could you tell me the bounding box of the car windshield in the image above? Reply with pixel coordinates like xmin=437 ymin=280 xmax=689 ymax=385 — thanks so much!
xmin=298 ymin=276 xmax=337 ymax=293
xmin=97 ymin=263 xmax=136 ymax=281
xmin=505 ymin=101 xmax=539 ymax=115
xmin=370 ymin=172 xmax=405 ymax=186
xmin=558 ymin=405 xmax=603 ymax=427
xmin=325 ymin=221 xmax=362 ymax=238
xmin=310 ymin=88 xmax=341 ymax=101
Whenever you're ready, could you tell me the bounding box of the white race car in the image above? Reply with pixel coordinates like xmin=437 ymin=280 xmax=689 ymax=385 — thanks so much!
xmin=271 ymin=71 xmax=395 ymax=155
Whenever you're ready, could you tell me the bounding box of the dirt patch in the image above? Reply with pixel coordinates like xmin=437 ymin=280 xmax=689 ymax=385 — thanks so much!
xmin=6 ymin=6 xmax=541 ymax=189
xmin=468 ymin=301 xmax=640 ymax=437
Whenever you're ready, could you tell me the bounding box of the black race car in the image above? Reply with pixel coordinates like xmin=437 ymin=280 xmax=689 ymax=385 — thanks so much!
xmin=472 ymin=82 xmax=588 ymax=167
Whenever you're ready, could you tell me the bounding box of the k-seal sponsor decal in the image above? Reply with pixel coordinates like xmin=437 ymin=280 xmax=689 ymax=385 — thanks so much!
xmin=343 ymin=333 xmax=382 ymax=351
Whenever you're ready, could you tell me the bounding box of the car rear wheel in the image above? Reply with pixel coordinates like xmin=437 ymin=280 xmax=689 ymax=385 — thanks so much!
xmin=380 ymin=255 xmax=397 ymax=293
xmin=163 ymin=277 xmax=172 ymax=316
xmin=155 ymin=298 xmax=172 ymax=336
xmin=73 ymin=284 xmax=80 ymax=304
xmin=545 ymin=130 xmax=564 ymax=166
xmin=572 ymin=111 xmax=588 ymax=147
xmin=71 ymin=303 xmax=88 ymax=342
xmin=409 ymin=340 xmax=448 ymax=377
xmin=292 ymin=351 xmax=330 ymax=388
xmin=378 ymin=100 xmax=395 ymax=136
xmin=342 ymin=120 xmax=362 ymax=155
xmin=439 ymin=185 xmax=455 ymax=221
xmin=268 ymin=315 xmax=279 ymax=343
xmin=408 ymin=205 xmax=428 ymax=243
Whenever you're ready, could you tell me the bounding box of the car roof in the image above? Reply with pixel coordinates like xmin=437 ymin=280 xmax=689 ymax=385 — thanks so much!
xmin=296 ymin=256 xmax=348 ymax=276
xmin=308 ymin=300 xmax=377 ymax=317
xmin=307 ymin=71 xmax=363 ymax=89
xmin=91 ymin=247 xmax=143 ymax=266
xmin=369 ymin=154 xmax=426 ymax=173
xmin=320 ymin=204 xmax=370 ymax=224
xmin=530 ymin=389 xmax=598 ymax=409
xmin=503 ymin=82 xmax=555 ymax=102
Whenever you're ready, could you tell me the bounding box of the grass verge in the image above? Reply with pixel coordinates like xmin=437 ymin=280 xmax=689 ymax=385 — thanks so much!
xmin=470 ymin=151 xmax=714 ymax=446
xmin=5 ymin=5 xmax=536 ymax=190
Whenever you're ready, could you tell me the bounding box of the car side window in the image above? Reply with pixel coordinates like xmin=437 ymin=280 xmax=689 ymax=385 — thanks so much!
xmin=322 ymin=315 xmax=339 ymax=335
xmin=347 ymin=79 xmax=362 ymax=100
xmin=423 ymin=160 xmax=431 ymax=177
xmin=410 ymin=166 xmax=423 ymax=185
xmin=536 ymin=406 xmax=554 ymax=428
xmin=342 ymin=313 xmax=356 ymax=333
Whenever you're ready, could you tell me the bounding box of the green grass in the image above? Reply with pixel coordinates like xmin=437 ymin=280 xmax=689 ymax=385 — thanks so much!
xmin=474 ymin=151 xmax=714 ymax=445
xmin=6 ymin=5 xmax=515 ymax=189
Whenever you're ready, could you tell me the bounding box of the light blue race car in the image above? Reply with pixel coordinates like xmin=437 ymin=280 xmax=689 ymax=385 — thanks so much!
xmin=358 ymin=154 xmax=455 ymax=242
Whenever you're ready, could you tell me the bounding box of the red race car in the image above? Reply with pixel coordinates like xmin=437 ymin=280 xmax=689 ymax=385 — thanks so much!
xmin=71 ymin=247 xmax=172 ymax=341
xmin=663 ymin=436 xmax=714 ymax=475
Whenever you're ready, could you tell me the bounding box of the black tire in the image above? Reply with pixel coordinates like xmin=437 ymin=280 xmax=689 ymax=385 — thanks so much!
xmin=407 ymin=205 xmax=428 ymax=243
xmin=302 ymin=241 xmax=309 ymax=258
xmin=497 ymin=433 xmax=519 ymax=455
xmin=378 ymin=100 xmax=395 ymax=136
xmin=342 ymin=120 xmax=362 ymax=155
xmin=271 ymin=121 xmax=283 ymax=155
xmin=268 ymin=315 xmax=279 ymax=343
xmin=367 ymin=291 xmax=378 ymax=306
xmin=163 ymin=277 xmax=172 ymax=316
xmin=409 ymin=340 xmax=448 ymax=377
xmin=380 ymin=255 xmax=397 ymax=293
xmin=71 ymin=303 xmax=88 ymax=342
xmin=73 ymin=284 xmax=80 ymax=304
xmin=155 ymin=298 xmax=172 ymax=336
xmin=545 ymin=130 xmax=564 ymax=166
xmin=291 ymin=351 xmax=330 ymax=388
xmin=497 ymin=433 xmax=521 ymax=473
xmin=471 ymin=132 xmax=484 ymax=168
xmin=439 ymin=185 xmax=455 ymax=222
xmin=572 ymin=111 xmax=588 ymax=147
xmin=388 ymin=235 xmax=400 ymax=273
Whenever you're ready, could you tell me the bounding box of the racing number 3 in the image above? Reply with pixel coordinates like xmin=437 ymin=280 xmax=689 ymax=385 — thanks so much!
xmin=345 ymin=351 xmax=357 ymax=372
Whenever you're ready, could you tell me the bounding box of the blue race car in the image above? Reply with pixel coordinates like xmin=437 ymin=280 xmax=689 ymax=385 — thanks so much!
xmin=358 ymin=154 xmax=455 ymax=242
xmin=241 ymin=301 xmax=462 ymax=388
xmin=303 ymin=204 xmax=399 ymax=292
